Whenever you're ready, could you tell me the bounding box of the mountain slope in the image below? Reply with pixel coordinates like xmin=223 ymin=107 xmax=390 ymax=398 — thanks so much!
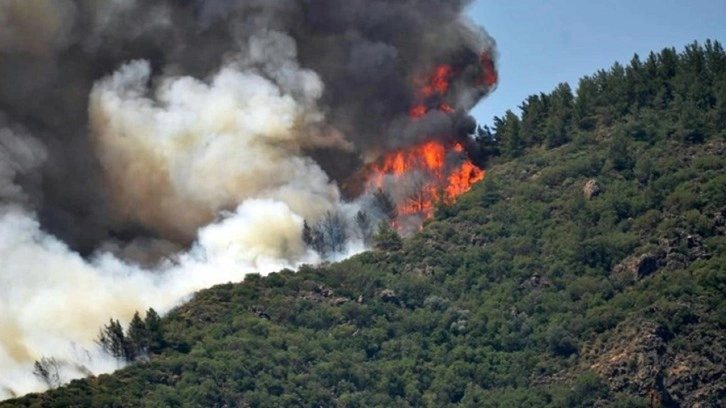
xmin=3 ymin=40 xmax=726 ymax=408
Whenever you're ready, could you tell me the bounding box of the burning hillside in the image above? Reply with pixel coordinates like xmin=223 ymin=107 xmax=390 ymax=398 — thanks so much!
xmin=351 ymin=53 xmax=495 ymax=229
xmin=366 ymin=140 xmax=484 ymax=221
xmin=0 ymin=0 xmax=496 ymax=399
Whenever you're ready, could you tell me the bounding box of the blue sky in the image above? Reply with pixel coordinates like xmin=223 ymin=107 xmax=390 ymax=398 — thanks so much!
xmin=467 ymin=0 xmax=726 ymax=126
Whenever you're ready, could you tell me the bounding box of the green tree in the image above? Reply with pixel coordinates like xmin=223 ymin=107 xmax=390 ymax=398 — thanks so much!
xmin=574 ymin=76 xmax=598 ymax=130
xmin=97 ymin=319 xmax=126 ymax=361
xmin=673 ymin=97 xmax=707 ymax=143
xmin=494 ymin=110 xmax=524 ymax=158
xmin=519 ymin=93 xmax=549 ymax=144
xmin=474 ymin=124 xmax=501 ymax=159
xmin=373 ymin=221 xmax=402 ymax=251
xmin=126 ymin=311 xmax=148 ymax=360
xmin=544 ymin=83 xmax=574 ymax=148
xmin=609 ymin=132 xmax=635 ymax=174
xmin=144 ymin=308 xmax=165 ymax=354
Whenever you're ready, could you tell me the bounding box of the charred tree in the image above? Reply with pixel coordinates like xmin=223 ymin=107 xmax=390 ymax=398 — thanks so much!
xmin=355 ymin=210 xmax=373 ymax=245
xmin=32 ymin=357 xmax=62 ymax=389
xmin=373 ymin=189 xmax=398 ymax=221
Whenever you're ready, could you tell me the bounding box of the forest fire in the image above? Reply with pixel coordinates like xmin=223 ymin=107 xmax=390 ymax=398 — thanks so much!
xmin=362 ymin=51 xmax=495 ymax=222
xmin=0 ymin=0 xmax=500 ymax=399
xmin=366 ymin=140 xmax=484 ymax=220
xmin=479 ymin=51 xmax=499 ymax=88
xmin=409 ymin=51 xmax=498 ymax=118
xmin=408 ymin=64 xmax=456 ymax=118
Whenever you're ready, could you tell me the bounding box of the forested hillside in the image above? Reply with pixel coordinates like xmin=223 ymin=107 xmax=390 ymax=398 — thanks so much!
xmin=4 ymin=40 xmax=725 ymax=408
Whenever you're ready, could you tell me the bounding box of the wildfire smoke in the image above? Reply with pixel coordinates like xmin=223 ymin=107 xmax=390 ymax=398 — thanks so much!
xmin=0 ymin=0 xmax=497 ymax=399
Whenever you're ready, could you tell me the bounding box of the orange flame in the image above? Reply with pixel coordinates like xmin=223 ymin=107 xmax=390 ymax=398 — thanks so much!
xmin=417 ymin=65 xmax=454 ymax=97
xmin=362 ymin=52 xmax=495 ymax=223
xmin=409 ymin=63 xmax=456 ymax=118
xmin=409 ymin=51 xmax=498 ymax=119
xmin=368 ymin=140 xmax=484 ymax=219
xmin=409 ymin=104 xmax=428 ymax=118
xmin=478 ymin=51 xmax=498 ymax=88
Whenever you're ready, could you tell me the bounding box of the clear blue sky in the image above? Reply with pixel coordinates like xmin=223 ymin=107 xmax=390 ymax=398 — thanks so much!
xmin=467 ymin=0 xmax=726 ymax=126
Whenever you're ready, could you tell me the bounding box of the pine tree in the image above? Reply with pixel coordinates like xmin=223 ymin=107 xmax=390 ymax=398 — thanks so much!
xmin=373 ymin=221 xmax=402 ymax=251
xmin=493 ymin=110 xmax=523 ymax=158
xmin=574 ymin=76 xmax=598 ymax=129
xmin=373 ymin=188 xmax=398 ymax=220
xmin=609 ymin=132 xmax=635 ymax=174
xmin=474 ymin=124 xmax=500 ymax=159
xmin=126 ymin=311 xmax=148 ymax=361
xmin=355 ymin=210 xmax=373 ymax=245
xmin=144 ymin=308 xmax=165 ymax=354
xmin=319 ymin=210 xmax=348 ymax=254
xmin=302 ymin=220 xmax=314 ymax=247
xmin=97 ymin=319 xmax=127 ymax=361
xmin=303 ymin=219 xmax=328 ymax=256
xmin=544 ymin=83 xmax=574 ymax=148
xmin=519 ymin=94 xmax=548 ymax=144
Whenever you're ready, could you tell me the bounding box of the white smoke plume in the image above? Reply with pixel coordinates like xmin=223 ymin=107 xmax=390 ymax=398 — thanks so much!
xmin=0 ymin=30 xmax=360 ymax=399
xmin=88 ymin=31 xmax=344 ymax=241
xmin=0 ymin=196 xmax=361 ymax=399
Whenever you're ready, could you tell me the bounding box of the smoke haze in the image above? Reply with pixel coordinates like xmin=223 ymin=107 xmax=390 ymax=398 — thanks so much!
xmin=0 ymin=0 xmax=496 ymax=398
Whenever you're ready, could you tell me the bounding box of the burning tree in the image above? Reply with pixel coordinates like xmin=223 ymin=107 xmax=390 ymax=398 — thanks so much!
xmin=365 ymin=140 xmax=485 ymax=223
xmin=349 ymin=53 xmax=494 ymax=232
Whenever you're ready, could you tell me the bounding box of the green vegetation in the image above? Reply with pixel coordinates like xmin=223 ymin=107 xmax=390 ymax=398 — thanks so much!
xmin=95 ymin=309 xmax=166 ymax=363
xmin=4 ymin=40 xmax=725 ymax=407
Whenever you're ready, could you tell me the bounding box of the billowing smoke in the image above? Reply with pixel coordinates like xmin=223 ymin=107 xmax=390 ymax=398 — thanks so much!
xmin=0 ymin=0 xmax=496 ymax=399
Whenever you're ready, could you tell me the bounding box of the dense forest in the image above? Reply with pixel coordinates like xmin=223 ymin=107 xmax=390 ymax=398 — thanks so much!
xmin=4 ymin=40 xmax=725 ymax=407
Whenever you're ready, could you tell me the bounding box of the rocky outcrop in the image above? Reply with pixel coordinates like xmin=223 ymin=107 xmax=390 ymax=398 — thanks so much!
xmin=659 ymin=233 xmax=708 ymax=270
xmin=299 ymin=284 xmax=350 ymax=306
xmin=585 ymin=321 xmax=672 ymax=403
xmin=377 ymin=289 xmax=403 ymax=306
xmin=583 ymin=179 xmax=602 ymax=199
xmin=613 ymin=232 xmax=709 ymax=281
xmin=582 ymin=319 xmax=725 ymax=407
xmin=251 ymin=305 xmax=271 ymax=320
xmin=520 ymin=273 xmax=552 ymax=289
xmin=665 ymin=351 xmax=726 ymax=405
xmin=612 ymin=251 xmax=665 ymax=281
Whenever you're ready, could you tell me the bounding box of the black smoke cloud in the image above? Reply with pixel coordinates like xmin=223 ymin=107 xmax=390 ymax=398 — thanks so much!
xmin=0 ymin=0 xmax=496 ymax=251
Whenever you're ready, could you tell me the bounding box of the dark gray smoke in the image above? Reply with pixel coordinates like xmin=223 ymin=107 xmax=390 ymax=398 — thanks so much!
xmin=0 ymin=0 xmax=496 ymax=251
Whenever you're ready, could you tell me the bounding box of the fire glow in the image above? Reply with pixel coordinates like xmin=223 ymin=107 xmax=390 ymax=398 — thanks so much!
xmin=409 ymin=64 xmax=456 ymax=118
xmin=364 ymin=51 xmax=496 ymax=222
xmin=367 ymin=140 xmax=484 ymax=219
